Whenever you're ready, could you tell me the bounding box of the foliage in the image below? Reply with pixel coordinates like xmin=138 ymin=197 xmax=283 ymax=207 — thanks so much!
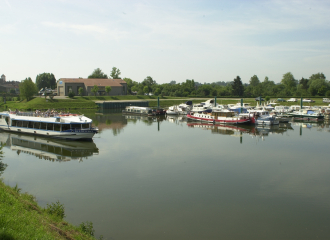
xmin=0 ymin=180 xmax=97 ymax=239
xmin=110 ymin=67 xmax=121 ymax=79
xmin=91 ymin=85 xmax=99 ymax=96
xmin=281 ymin=72 xmax=296 ymax=91
xmin=68 ymin=91 xmax=75 ymax=98
xmin=232 ymin=76 xmax=244 ymax=96
xmin=36 ymin=73 xmax=56 ymax=90
xmin=265 ymin=96 xmax=270 ymax=101
xmin=88 ymin=68 xmax=108 ymax=79
xmin=78 ymin=87 xmax=84 ymax=96
xmin=79 ymin=221 xmax=95 ymax=236
xmin=46 ymin=200 xmax=65 ymax=219
xmin=143 ymin=86 xmax=149 ymax=94
xmin=19 ymin=77 xmax=38 ymax=101
xmin=105 ymin=86 xmax=112 ymax=95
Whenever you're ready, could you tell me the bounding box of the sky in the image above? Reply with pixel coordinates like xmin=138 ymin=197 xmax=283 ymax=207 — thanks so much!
xmin=1 ymin=0 xmax=330 ymax=84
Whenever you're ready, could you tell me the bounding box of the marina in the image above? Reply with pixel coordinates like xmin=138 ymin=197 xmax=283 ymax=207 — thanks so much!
xmin=2 ymin=109 xmax=330 ymax=240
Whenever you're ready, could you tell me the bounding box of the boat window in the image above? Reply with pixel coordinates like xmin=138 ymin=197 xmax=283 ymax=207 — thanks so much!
xmin=82 ymin=123 xmax=89 ymax=129
xmin=11 ymin=120 xmax=17 ymax=126
xmin=17 ymin=121 xmax=23 ymax=127
xmin=62 ymin=124 xmax=71 ymax=131
xmin=47 ymin=123 xmax=54 ymax=131
xmin=54 ymin=123 xmax=61 ymax=131
xmin=40 ymin=122 xmax=47 ymax=130
xmin=34 ymin=122 xmax=40 ymax=129
xmin=22 ymin=121 xmax=28 ymax=128
xmin=28 ymin=121 xmax=34 ymax=128
xmin=71 ymin=124 xmax=81 ymax=129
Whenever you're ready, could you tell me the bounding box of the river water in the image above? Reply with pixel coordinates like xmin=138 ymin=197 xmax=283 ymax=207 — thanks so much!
xmin=1 ymin=111 xmax=330 ymax=240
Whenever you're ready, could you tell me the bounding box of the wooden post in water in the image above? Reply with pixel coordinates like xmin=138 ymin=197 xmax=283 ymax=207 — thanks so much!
xmin=158 ymin=97 xmax=160 ymax=109
xmin=241 ymin=99 xmax=243 ymax=113
xmin=300 ymin=97 xmax=303 ymax=109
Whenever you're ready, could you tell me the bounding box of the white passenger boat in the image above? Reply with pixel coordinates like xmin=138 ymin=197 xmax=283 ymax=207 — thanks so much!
xmin=0 ymin=110 xmax=98 ymax=140
xmin=122 ymin=106 xmax=153 ymax=116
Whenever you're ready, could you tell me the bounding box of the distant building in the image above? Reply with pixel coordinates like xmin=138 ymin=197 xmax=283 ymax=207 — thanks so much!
xmin=57 ymin=78 xmax=127 ymax=96
xmin=0 ymin=74 xmax=20 ymax=94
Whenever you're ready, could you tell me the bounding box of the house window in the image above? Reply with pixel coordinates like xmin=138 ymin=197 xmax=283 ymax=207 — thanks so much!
xmin=67 ymin=86 xmax=73 ymax=93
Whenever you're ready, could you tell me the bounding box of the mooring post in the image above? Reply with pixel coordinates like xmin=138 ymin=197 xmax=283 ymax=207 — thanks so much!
xmin=241 ymin=98 xmax=243 ymax=113
xmin=300 ymin=97 xmax=303 ymax=109
xmin=158 ymin=97 xmax=160 ymax=109
xmin=215 ymin=96 xmax=217 ymax=107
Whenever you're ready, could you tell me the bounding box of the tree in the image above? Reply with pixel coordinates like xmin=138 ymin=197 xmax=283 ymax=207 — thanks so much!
xmin=36 ymin=73 xmax=56 ymax=90
xmin=19 ymin=77 xmax=37 ymax=101
xmin=249 ymin=75 xmax=260 ymax=87
xmin=78 ymin=87 xmax=84 ymax=96
xmin=91 ymin=85 xmax=99 ymax=96
xmin=281 ymin=72 xmax=296 ymax=90
xmin=232 ymin=76 xmax=244 ymax=96
xmin=110 ymin=67 xmax=121 ymax=79
xmin=88 ymin=68 xmax=108 ymax=79
xmin=105 ymin=86 xmax=112 ymax=95
xmin=143 ymin=86 xmax=149 ymax=95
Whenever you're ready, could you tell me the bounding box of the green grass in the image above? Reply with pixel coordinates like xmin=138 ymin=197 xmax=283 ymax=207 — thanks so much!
xmin=0 ymin=180 xmax=97 ymax=240
xmin=0 ymin=97 xmax=98 ymax=111
xmin=0 ymin=96 xmax=327 ymax=112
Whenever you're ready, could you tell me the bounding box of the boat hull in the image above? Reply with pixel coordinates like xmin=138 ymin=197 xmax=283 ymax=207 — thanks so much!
xmin=187 ymin=113 xmax=250 ymax=124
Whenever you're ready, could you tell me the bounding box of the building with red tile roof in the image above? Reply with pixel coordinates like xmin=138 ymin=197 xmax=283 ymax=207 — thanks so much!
xmin=57 ymin=78 xmax=127 ymax=96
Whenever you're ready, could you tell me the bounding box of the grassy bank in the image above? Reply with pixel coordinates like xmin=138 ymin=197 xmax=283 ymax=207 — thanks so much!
xmin=0 ymin=96 xmax=327 ymax=112
xmin=0 ymin=180 xmax=99 ymax=240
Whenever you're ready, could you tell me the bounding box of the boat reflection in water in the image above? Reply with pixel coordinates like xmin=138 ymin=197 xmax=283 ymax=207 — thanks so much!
xmin=0 ymin=131 xmax=99 ymax=162
xmin=186 ymin=122 xmax=294 ymax=141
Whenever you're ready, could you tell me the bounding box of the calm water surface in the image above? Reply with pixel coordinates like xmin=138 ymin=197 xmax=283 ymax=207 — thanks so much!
xmin=1 ymin=111 xmax=330 ymax=240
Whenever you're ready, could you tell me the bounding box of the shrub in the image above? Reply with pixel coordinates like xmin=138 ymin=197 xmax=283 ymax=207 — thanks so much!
xmin=68 ymin=91 xmax=75 ymax=98
xmin=46 ymin=200 xmax=65 ymax=219
xmin=79 ymin=221 xmax=95 ymax=236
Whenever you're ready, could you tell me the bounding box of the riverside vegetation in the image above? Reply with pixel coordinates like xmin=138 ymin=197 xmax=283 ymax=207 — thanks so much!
xmin=0 ymin=146 xmax=102 ymax=239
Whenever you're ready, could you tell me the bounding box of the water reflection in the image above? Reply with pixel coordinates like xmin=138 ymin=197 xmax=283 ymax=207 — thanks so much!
xmin=0 ymin=131 xmax=99 ymax=162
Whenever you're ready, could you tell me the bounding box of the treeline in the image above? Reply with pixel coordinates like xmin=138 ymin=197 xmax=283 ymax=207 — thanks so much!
xmin=18 ymin=68 xmax=329 ymax=101
xmin=124 ymin=72 xmax=330 ymax=98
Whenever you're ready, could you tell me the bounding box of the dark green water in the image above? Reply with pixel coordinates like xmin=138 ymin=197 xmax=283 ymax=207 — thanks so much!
xmin=1 ymin=112 xmax=330 ymax=240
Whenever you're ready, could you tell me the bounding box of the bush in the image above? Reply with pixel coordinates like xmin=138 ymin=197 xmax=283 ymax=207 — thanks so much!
xmin=68 ymin=91 xmax=75 ymax=98
xmin=326 ymin=90 xmax=330 ymax=97
xmin=46 ymin=200 xmax=65 ymax=219
xmin=265 ymin=96 xmax=270 ymax=101
xmin=79 ymin=221 xmax=95 ymax=236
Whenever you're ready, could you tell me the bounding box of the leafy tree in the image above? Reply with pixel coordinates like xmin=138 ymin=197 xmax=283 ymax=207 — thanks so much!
xmin=19 ymin=77 xmax=37 ymax=101
xmin=309 ymin=78 xmax=328 ymax=96
xmin=309 ymin=72 xmax=326 ymax=81
xmin=78 ymin=87 xmax=84 ymax=96
xmin=281 ymin=72 xmax=296 ymax=91
xmin=91 ymin=85 xmax=99 ymax=96
xmin=36 ymin=73 xmax=56 ymax=90
xmin=142 ymin=76 xmax=156 ymax=87
xmin=110 ymin=67 xmax=121 ymax=79
xmin=105 ymin=86 xmax=112 ymax=95
xmin=68 ymin=91 xmax=75 ymax=98
xmin=232 ymin=76 xmax=244 ymax=96
xmin=154 ymin=88 xmax=161 ymax=96
xmin=249 ymin=75 xmax=260 ymax=87
xmin=299 ymin=78 xmax=309 ymax=91
xmin=88 ymin=68 xmax=108 ymax=79
xmin=143 ymin=86 xmax=149 ymax=94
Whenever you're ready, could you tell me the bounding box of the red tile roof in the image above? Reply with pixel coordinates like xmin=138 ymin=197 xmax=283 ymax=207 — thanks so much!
xmin=58 ymin=78 xmax=126 ymax=87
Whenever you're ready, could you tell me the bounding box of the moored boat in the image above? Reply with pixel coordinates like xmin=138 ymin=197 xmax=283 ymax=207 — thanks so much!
xmin=187 ymin=110 xmax=251 ymax=124
xmin=122 ymin=106 xmax=154 ymax=116
xmin=287 ymin=109 xmax=324 ymax=121
xmin=0 ymin=110 xmax=98 ymax=140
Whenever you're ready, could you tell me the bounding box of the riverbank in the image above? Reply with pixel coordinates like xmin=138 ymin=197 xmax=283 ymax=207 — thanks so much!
xmin=0 ymin=96 xmax=326 ymax=111
xmin=0 ymin=179 xmax=98 ymax=239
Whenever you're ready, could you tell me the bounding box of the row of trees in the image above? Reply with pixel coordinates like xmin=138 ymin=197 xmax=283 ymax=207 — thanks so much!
xmin=123 ymin=72 xmax=329 ymax=98
xmin=18 ymin=68 xmax=329 ymax=101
